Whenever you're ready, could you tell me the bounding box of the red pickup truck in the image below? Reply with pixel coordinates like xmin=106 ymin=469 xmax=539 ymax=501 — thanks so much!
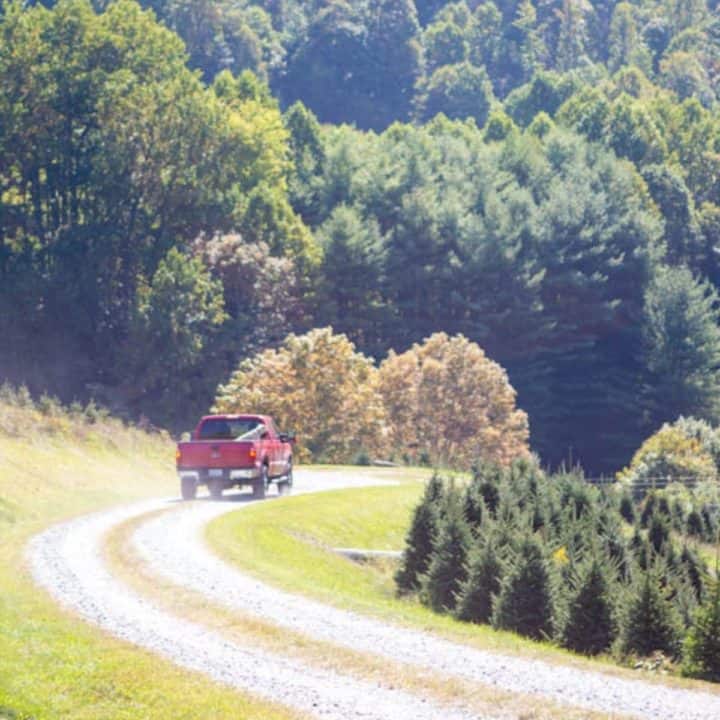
xmin=176 ymin=414 xmax=295 ymax=500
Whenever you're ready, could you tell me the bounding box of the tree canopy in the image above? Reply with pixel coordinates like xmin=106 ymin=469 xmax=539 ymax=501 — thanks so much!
xmin=5 ymin=0 xmax=720 ymax=474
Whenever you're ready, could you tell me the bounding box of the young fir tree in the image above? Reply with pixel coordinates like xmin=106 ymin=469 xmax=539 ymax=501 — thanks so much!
xmin=671 ymin=498 xmax=686 ymax=533
xmin=395 ymin=475 xmax=444 ymax=593
xmin=681 ymin=545 xmax=706 ymax=601
xmin=619 ymin=490 xmax=636 ymax=524
xmin=462 ymin=483 xmax=486 ymax=533
xmin=424 ymin=494 xmax=471 ymax=612
xmin=687 ymin=509 xmax=704 ymax=537
xmin=620 ymin=568 xmax=683 ymax=657
xmin=657 ymin=496 xmax=672 ymax=518
xmin=701 ymin=505 xmax=718 ymax=543
xmin=561 ymin=557 xmax=616 ymax=655
xmin=455 ymin=533 xmax=503 ymax=623
xmin=648 ymin=512 xmax=671 ymax=554
xmin=684 ymin=575 xmax=720 ymax=681
xmin=491 ymin=534 xmax=555 ymax=640
xmin=604 ymin=531 xmax=632 ymax=582
xmin=641 ymin=492 xmax=658 ymax=528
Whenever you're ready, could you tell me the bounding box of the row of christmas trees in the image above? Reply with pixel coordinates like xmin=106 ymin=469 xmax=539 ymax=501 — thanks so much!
xmin=395 ymin=461 xmax=720 ymax=680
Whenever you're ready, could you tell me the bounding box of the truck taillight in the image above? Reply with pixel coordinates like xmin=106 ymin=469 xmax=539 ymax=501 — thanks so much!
xmin=249 ymin=447 xmax=257 ymax=461
xmin=175 ymin=448 xmax=181 ymax=464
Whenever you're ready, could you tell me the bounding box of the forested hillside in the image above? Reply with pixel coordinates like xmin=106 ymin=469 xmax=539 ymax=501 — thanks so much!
xmin=3 ymin=0 xmax=720 ymax=473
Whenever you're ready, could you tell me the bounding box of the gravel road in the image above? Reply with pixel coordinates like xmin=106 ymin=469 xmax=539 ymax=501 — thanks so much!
xmin=27 ymin=493 xmax=480 ymax=720
xmin=28 ymin=469 xmax=720 ymax=720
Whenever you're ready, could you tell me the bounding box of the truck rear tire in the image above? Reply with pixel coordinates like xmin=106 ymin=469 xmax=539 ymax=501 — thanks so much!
xmin=278 ymin=464 xmax=293 ymax=496
xmin=208 ymin=478 xmax=224 ymax=500
xmin=253 ymin=465 xmax=269 ymax=499
xmin=181 ymin=476 xmax=197 ymax=501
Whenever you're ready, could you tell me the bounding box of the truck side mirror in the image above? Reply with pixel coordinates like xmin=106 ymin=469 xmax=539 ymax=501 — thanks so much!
xmin=279 ymin=432 xmax=296 ymax=444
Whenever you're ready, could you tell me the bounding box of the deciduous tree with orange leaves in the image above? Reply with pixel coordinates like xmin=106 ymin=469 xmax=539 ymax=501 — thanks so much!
xmin=213 ymin=327 xmax=387 ymax=463
xmin=378 ymin=333 xmax=529 ymax=469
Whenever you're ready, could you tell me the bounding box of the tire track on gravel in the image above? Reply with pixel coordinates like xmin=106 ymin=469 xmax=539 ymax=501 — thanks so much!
xmin=131 ymin=470 xmax=720 ymax=720
xmin=26 ymin=495 xmax=483 ymax=720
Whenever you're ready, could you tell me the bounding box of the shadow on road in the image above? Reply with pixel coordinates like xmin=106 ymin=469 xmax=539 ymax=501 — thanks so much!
xmin=170 ymin=490 xmax=281 ymax=504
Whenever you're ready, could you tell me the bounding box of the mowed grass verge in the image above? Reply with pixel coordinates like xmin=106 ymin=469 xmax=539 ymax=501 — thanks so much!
xmin=206 ymin=470 xmax=720 ymax=693
xmin=0 ymin=398 xmax=298 ymax=720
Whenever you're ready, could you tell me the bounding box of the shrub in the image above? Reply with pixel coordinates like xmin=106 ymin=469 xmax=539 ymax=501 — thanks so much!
xmin=620 ymin=568 xmax=683 ymax=658
xmin=395 ymin=476 xmax=444 ymax=594
xmin=618 ymin=423 xmax=718 ymax=492
xmin=562 ymin=557 xmax=616 ymax=655
xmin=424 ymin=496 xmax=471 ymax=612
xmin=684 ymin=577 xmax=720 ymax=681
xmin=673 ymin=416 xmax=720 ymax=470
xmin=492 ymin=535 xmax=555 ymax=640
xmin=455 ymin=534 xmax=503 ymax=623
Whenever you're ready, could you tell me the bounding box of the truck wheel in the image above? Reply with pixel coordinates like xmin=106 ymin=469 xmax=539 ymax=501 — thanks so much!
xmin=253 ymin=465 xmax=269 ymax=500
xmin=181 ymin=476 xmax=197 ymax=501
xmin=208 ymin=478 xmax=224 ymax=500
xmin=278 ymin=463 xmax=293 ymax=496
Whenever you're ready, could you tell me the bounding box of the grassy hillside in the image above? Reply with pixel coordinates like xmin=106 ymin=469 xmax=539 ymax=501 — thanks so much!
xmin=0 ymin=388 xmax=296 ymax=720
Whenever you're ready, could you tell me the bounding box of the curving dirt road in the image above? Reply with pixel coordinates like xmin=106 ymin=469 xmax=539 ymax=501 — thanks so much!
xmin=28 ymin=469 xmax=720 ymax=720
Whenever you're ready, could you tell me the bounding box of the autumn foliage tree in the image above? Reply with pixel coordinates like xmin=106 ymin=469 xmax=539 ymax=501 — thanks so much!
xmin=213 ymin=327 xmax=387 ymax=463
xmin=378 ymin=333 xmax=529 ymax=469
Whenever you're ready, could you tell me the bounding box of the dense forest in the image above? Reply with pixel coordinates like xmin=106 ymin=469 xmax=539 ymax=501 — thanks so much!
xmin=3 ymin=0 xmax=720 ymax=473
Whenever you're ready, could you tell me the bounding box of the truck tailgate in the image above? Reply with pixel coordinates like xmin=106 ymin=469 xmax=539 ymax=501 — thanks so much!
xmin=177 ymin=441 xmax=255 ymax=468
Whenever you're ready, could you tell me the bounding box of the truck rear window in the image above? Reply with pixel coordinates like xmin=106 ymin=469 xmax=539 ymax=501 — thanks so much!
xmin=198 ymin=418 xmax=264 ymax=440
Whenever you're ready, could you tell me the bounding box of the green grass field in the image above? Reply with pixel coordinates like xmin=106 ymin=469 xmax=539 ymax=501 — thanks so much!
xmin=206 ymin=470 xmax=720 ymax=691
xmin=0 ymin=397 xmax=298 ymax=720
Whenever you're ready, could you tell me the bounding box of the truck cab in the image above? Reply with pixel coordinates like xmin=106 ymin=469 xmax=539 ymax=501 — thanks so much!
xmin=176 ymin=414 xmax=294 ymax=500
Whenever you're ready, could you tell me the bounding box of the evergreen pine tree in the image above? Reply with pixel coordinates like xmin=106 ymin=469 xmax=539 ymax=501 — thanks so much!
xmin=684 ymin=576 xmax=720 ymax=681
xmin=604 ymin=532 xmax=631 ymax=581
xmin=395 ymin=475 xmax=444 ymax=593
xmin=629 ymin=524 xmax=652 ymax=570
xmin=620 ymin=569 xmax=683 ymax=657
xmin=701 ymin=505 xmax=718 ymax=543
xmin=477 ymin=474 xmax=502 ymax=516
xmin=455 ymin=534 xmax=503 ymax=623
xmin=462 ymin=484 xmax=486 ymax=533
xmin=562 ymin=557 xmax=616 ymax=655
xmin=681 ymin=545 xmax=705 ymax=601
xmin=648 ymin=513 xmax=670 ymax=554
xmin=424 ymin=496 xmax=471 ymax=612
xmin=641 ymin=492 xmax=658 ymax=528
xmin=671 ymin=499 xmax=686 ymax=533
xmin=687 ymin=509 xmax=704 ymax=537
xmin=619 ymin=490 xmax=636 ymax=524
xmin=642 ymin=265 xmax=720 ymax=427
xmin=492 ymin=534 xmax=555 ymax=639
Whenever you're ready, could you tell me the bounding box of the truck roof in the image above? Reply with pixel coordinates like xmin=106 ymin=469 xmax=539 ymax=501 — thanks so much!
xmin=199 ymin=413 xmax=270 ymax=422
